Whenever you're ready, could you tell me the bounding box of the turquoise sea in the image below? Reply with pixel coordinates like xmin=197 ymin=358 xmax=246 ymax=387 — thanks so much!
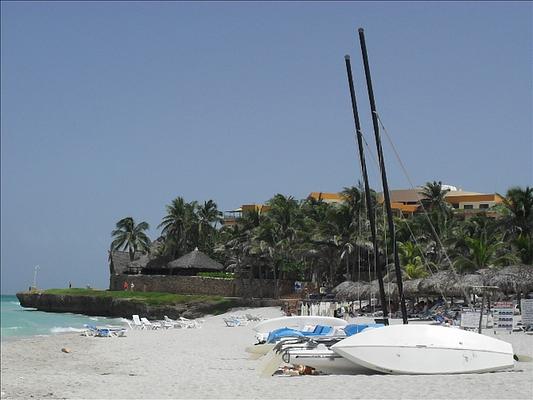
xmin=0 ymin=294 xmax=125 ymax=341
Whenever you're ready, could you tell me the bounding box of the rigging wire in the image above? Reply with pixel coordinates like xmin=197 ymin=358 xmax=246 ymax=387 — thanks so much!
xmin=359 ymin=126 xmax=449 ymax=301
xmin=375 ymin=111 xmax=470 ymax=300
xmin=357 ymin=194 xmax=362 ymax=307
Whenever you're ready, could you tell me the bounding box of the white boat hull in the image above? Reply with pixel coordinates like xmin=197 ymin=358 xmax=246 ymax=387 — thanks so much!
xmin=331 ymin=325 xmax=514 ymax=375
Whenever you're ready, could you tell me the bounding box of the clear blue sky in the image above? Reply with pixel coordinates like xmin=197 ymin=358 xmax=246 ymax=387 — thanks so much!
xmin=1 ymin=2 xmax=531 ymax=294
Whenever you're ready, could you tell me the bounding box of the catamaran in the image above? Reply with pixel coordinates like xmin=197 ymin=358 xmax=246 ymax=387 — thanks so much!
xmin=246 ymin=316 xmax=349 ymax=356
xmin=259 ymin=27 xmax=515 ymax=376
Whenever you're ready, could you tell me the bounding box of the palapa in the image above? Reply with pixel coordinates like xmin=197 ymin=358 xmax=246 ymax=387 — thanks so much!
xmin=109 ymin=250 xmax=144 ymax=275
xmin=402 ymin=278 xmax=422 ymax=298
xmin=483 ymin=265 xmax=533 ymax=294
xmin=326 ymin=266 xmax=532 ymax=303
xmin=333 ymin=281 xmax=370 ymax=301
xmin=417 ymin=270 xmax=457 ymax=296
xmin=166 ymin=248 xmax=224 ymax=272
xmin=449 ymin=273 xmax=485 ymax=297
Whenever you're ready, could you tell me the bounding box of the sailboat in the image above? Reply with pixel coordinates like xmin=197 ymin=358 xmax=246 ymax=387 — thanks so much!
xmin=330 ymin=28 xmax=514 ymax=375
xmin=263 ymin=28 xmax=514 ymax=376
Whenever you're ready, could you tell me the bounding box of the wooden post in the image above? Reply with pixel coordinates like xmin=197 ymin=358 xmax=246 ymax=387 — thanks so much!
xmin=478 ymin=289 xmax=485 ymax=334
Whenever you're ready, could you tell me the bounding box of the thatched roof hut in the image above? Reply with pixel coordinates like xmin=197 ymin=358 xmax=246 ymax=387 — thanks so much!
xmin=166 ymin=248 xmax=224 ymax=275
xmin=109 ymin=250 xmax=144 ymax=275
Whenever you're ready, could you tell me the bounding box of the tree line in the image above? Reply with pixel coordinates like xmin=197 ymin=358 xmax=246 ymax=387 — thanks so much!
xmin=110 ymin=183 xmax=532 ymax=297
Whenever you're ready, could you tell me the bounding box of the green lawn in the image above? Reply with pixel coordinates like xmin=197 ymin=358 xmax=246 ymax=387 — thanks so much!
xmin=43 ymin=288 xmax=227 ymax=306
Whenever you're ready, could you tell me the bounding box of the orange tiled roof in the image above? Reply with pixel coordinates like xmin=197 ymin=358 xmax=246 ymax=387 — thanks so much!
xmin=308 ymin=192 xmax=345 ymax=202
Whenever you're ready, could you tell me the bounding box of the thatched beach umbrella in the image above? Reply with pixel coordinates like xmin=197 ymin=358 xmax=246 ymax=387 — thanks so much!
xmin=332 ymin=281 xmax=370 ymax=301
xmin=368 ymin=279 xmax=397 ymax=299
xmin=449 ymin=273 xmax=485 ymax=297
xmin=484 ymin=265 xmax=533 ymax=294
xmin=418 ymin=270 xmax=456 ymax=296
xmin=332 ymin=281 xmax=355 ymax=297
xmin=402 ymin=279 xmax=422 ymax=298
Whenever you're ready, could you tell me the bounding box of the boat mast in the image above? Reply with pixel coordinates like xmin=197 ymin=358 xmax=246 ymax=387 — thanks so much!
xmin=344 ymin=55 xmax=389 ymax=323
xmin=358 ymin=28 xmax=408 ymax=324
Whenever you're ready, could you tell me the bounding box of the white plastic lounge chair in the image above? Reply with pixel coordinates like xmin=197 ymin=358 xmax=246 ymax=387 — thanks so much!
xmin=157 ymin=319 xmax=173 ymax=329
xmin=164 ymin=316 xmax=185 ymax=328
xmin=179 ymin=317 xmax=201 ymax=329
xmin=140 ymin=317 xmax=162 ymax=330
xmin=245 ymin=313 xmax=263 ymax=321
xmin=223 ymin=317 xmax=240 ymax=327
xmin=132 ymin=315 xmax=144 ymax=329
xmin=229 ymin=315 xmax=249 ymax=326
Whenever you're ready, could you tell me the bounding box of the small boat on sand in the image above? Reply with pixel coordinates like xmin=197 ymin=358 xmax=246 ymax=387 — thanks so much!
xmin=331 ymin=324 xmax=514 ymax=375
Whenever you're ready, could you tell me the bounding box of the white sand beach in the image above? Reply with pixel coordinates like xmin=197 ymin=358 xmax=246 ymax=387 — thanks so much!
xmin=1 ymin=307 xmax=532 ymax=400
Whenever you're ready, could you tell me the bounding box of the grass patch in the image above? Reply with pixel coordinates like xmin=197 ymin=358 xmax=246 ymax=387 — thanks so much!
xmin=197 ymin=271 xmax=235 ymax=279
xmin=43 ymin=288 xmax=225 ymax=306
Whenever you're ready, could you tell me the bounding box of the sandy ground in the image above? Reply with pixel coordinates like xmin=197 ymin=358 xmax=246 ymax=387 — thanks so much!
xmin=1 ymin=307 xmax=532 ymax=400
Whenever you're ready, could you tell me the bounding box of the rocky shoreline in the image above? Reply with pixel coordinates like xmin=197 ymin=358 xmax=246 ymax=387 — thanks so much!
xmin=16 ymin=292 xmax=281 ymax=320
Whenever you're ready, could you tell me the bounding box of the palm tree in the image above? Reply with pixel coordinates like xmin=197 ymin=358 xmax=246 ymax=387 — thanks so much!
xmin=398 ymin=241 xmax=428 ymax=279
xmin=454 ymin=231 xmax=517 ymax=272
xmin=198 ymin=200 xmax=223 ymax=230
xmin=251 ymin=194 xmax=304 ymax=297
xmin=110 ymin=217 xmax=151 ymax=261
xmin=500 ymin=186 xmax=533 ymax=236
xmin=417 ymin=181 xmax=455 ymax=264
xmin=513 ymin=234 xmax=533 ymax=264
xmin=158 ymin=197 xmax=198 ymax=258
xmin=419 ymin=181 xmax=451 ymax=214
xmin=197 ymin=200 xmax=223 ymax=252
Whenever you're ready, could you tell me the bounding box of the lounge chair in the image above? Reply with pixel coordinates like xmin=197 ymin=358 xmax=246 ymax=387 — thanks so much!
xmin=227 ymin=315 xmax=249 ymax=326
xmin=83 ymin=324 xmax=126 ymax=337
xmin=140 ymin=317 xmax=162 ymax=330
xmin=164 ymin=316 xmax=188 ymax=328
xmin=223 ymin=317 xmax=241 ymax=327
xmin=179 ymin=317 xmax=201 ymax=328
xmin=245 ymin=313 xmax=263 ymax=321
xmin=132 ymin=315 xmax=145 ymax=329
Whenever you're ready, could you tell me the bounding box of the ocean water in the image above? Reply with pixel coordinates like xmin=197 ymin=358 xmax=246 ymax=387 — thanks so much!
xmin=0 ymin=294 xmax=126 ymax=341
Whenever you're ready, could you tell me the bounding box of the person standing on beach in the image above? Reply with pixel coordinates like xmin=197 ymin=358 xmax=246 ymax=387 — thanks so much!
xmin=130 ymin=282 xmax=135 ymax=292
xmin=123 ymin=281 xmax=129 ymax=291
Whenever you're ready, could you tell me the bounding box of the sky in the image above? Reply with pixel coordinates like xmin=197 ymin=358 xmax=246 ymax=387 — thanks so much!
xmin=1 ymin=2 xmax=531 ymax=294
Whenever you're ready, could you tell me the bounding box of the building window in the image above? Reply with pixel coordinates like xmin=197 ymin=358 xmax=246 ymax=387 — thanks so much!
xmin=479 ymin=204 xmax=489 ymax=209
xmin=463 ymin=204 xmax=474 ymax=210
xmin=452 ymin=203 xmax=459 ymax=209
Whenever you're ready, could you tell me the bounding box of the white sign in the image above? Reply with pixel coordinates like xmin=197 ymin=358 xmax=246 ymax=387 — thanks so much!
xmin=461 ymin=311 xmax=490 ymax=329
xmin=521 ymin=299 xmax=533 ymax=326
xmin=493 ymin=301 xmax=514 ymax=331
